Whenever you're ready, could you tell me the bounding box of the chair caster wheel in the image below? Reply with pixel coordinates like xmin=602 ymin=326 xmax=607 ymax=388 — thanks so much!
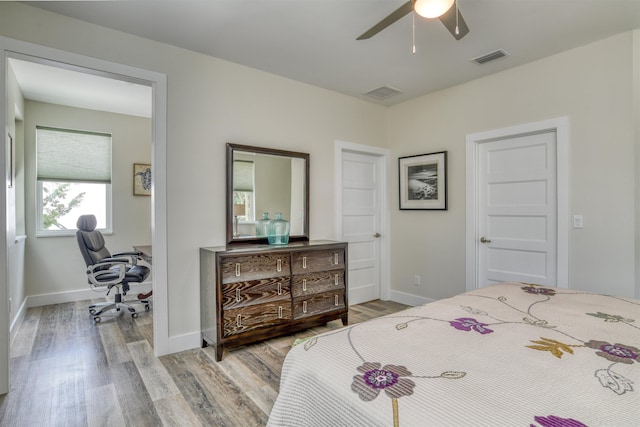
xmin=128 ymin=307 xmax=136 ymax=313
xmin=89 ymin=309 xmax=96 ymax=315
xmin=93 ymin=316 xmax=101 ymax=323
xmin=132 ymin=313 xmax=138 ymax=319
xmin=145 ymin=304 xmax=150 ymax=312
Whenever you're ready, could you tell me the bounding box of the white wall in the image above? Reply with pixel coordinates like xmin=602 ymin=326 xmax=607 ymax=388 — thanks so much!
xmin=1 ymin=3 xmax=636 ymax=356
xmin=0 ymin=3 xmax=388 ymax=343
xmin=22 ymin=101 xmax=152 ymax=297
xmin=388 ymin=32 xmax=638 ymax=299
xmin=6 ymin=56 xmax=26 ymax=339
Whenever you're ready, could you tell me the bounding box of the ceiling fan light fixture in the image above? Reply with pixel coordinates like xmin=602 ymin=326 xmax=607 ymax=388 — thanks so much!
xmin=413 ymin=0 xmax=455 ymax=19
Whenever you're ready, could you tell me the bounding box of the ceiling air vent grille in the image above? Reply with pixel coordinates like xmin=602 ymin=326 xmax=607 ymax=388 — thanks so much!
xmin=471 ymin=49 xmax=508 ymax=65
xmin=364 ymin=85 xmax=402 ymax=100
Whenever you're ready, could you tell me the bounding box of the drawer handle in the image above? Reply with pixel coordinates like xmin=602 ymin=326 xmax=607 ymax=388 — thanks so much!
xmin=278 ymin=306 xmax=283 ymax=319
xmin=236 ymin=288 xmax=241 ymax=302
xmin=302 ymin=279 xmax=307 ymax=292
xmin=302 ymin=301 xmax=307 ymax=314
xmin=236 ymin=314 xmax=242 ymax=327
xmin=334 ymin=295 xmax=339 ymax=306
xmin=235 ymin=263 xmax=240 ymax=277
xmin=277 ymin=259 xmax=282 ymax=272
xmin=334 ymin=253 xmax=339 ymax=265
xmin=302 ymin=256 xmax=307 ymax=269
xmin=278 ymin=282 xmax=282 ymax=295
xmin=335 ymin=274 xmax=339 ymax=286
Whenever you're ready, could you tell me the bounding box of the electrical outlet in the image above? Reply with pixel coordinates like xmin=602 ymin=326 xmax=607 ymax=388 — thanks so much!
xmin=414 ymin=275 xmax=421 ymax=286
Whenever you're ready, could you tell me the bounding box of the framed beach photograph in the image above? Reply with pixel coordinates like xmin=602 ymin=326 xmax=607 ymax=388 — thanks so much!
xmin=133 ymin=163 xmax=152 ymax=196
xmin=399 ymin=151 xmax=447 ymax=210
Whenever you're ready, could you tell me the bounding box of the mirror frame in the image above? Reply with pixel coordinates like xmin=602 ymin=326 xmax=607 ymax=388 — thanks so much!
xmin=226 ymin=143 xmax=310 ymax=245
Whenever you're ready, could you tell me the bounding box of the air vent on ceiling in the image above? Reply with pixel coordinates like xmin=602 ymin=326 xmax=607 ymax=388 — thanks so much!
xmin=471 ymin=49 xmax=509 ymax=65
xmin=364 ymin=85 xmax=402 ymax=100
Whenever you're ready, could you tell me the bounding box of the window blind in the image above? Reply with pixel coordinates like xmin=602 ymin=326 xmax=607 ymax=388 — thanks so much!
xmin=233 ymin=160 xmax=254 ymax=192
xmin=36 ymin=126 xmax=112 ymax=183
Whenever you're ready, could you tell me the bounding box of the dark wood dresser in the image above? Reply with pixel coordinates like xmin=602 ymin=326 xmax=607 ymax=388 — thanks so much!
xmin=200 ymin=240 xmax=348 ymax=361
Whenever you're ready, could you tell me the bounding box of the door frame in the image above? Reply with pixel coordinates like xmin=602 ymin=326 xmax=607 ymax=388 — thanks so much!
xmin=0 ymin=36 xmax=169 ymax=393
xmin=465 ymin=117 xmax=570 ymax=291
xmin=334 ymin=140 xmax=391 ymax=301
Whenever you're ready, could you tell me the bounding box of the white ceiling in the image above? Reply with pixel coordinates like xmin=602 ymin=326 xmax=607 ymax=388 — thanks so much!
xmin=14 ymin=0 xmax=640 ymax=115
xmin=9 ymin=58 xmax=153 ymax=117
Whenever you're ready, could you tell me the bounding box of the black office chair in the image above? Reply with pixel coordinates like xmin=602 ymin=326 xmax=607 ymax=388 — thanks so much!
xmin=76 ymin=215 xmax=150 ymax=323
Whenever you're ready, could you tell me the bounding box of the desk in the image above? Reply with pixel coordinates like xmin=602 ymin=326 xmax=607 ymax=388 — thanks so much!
xmin=133 ymin=245 xmax=152 ymax=299
xmin=134 ymin=245 xmax=152 ymax=264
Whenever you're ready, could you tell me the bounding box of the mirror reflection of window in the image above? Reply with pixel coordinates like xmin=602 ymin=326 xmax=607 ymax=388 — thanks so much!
xmin=232 ymin=160 xmax=255 ymax=223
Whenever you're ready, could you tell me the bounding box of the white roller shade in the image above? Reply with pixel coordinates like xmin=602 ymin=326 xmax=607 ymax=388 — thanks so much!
xmin=233 ymin=160 xmax=254 ymax=192
xmin=37 ymin=126 xmax=112 ymax=183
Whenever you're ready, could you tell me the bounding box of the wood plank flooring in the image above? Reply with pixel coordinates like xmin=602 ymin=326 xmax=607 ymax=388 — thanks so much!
xmin=0 ymin=298 xmax=408 ymax=427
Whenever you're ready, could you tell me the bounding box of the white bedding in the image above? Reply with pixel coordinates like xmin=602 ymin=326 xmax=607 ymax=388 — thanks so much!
xmin=268 ymin=283 xmax=640 ymax=426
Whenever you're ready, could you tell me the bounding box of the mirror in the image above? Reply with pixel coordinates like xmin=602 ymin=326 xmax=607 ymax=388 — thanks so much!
xmin=226 ymin=143 xmax=309 ymax=244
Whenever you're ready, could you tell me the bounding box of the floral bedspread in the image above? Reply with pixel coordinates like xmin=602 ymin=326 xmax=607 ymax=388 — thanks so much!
xmin=267 ymin=283 xmax=640 ymax=426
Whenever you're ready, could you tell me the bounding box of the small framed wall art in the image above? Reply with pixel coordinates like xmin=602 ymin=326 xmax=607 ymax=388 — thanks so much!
xmin=398 ymin=151 xmax=447 ymax=210
xmin=133 ymin=163 xmax=152 ymax=196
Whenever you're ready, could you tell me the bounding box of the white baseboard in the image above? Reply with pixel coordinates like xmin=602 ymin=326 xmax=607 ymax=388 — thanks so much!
xmin=9 ymin=298 xmax=28 ymax=347
xmin=167 ymin=331 xmax=201 ymax=355
xmin=388 ymin=289 xmax=434 ymax=307
xmin=25 ymin=281 xmax=153 ymax=308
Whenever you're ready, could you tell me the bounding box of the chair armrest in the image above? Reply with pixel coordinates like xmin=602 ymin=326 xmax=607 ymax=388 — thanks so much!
xmin=112 ymin=251 xmax=141 ymax=265
xmin=87 ymin=259 xmax=128 ymax=287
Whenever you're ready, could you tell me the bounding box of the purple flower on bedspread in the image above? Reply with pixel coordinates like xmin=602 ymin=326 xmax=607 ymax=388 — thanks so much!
xmin=531 ymin=415 xmax=588 ymax=427
xmin=521 ymin=285 xmax=556 ymax=296
xmin=352 ymin=362 xmax=415 ymax=401
xmin=585 ymin=340 xmax=639 ymax=364
xmin=449 ymin=318 xmax=494 ymax=334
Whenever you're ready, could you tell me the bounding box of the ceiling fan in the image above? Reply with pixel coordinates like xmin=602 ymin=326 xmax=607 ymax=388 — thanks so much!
xmin=357 ymin=0 xmax=469 ymax=41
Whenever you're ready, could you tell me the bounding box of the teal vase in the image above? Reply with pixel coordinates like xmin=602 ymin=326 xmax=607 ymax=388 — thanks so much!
xmin=267 ymin=212 xmax=290 ymax=245
xmin=255 ymin=212 xmax=270 ymax=237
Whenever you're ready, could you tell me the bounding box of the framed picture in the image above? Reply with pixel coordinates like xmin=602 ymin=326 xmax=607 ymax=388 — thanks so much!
xmin=399 ymin=151 xmax=447 ymax=210
xmin=133 ymin=163 xmax=152 ymax=196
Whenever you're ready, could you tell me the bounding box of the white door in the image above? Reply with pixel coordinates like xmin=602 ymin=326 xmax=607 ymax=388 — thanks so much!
xmin=478 ymin=131 xmax=557 ymax=287
xmin=341 ymin=151 xmax=382 ymax=304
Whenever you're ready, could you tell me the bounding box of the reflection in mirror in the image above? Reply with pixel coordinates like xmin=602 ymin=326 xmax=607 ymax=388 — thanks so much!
xmin=227 ymin=144 xmax=309 ymax=244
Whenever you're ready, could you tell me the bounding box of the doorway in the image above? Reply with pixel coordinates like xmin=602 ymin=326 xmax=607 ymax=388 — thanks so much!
xmin=0 ymin=36 xmax=168 ymax=394
xmin=335 ymin=141 xmax=390 ymax=305
xmin=465 ymin=117 xmax=569 ymax=291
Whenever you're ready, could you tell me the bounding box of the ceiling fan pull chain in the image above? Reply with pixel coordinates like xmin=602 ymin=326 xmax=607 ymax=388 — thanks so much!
xmin=455 ymin=0 xmax=460 ymax=35
xmin=412 ymin=13 xmax=416 ymax=54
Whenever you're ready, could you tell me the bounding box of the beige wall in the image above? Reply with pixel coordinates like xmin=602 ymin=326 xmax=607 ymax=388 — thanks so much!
xmin=22 ymin=101 xmax=152 ymax=296
xmin=1 ymin=2 xmax=637 ymax=352
xmin=0 ymin=3 xmax=388 ymax=341
xmin=388 ymin=32 xmax=637 ymax=299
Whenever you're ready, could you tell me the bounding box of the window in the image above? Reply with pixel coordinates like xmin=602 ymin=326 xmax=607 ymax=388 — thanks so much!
xmin=36 ymin=126 xmax=112 ymax=236
xmin=233 ymin=160 xmax=255 ymax=223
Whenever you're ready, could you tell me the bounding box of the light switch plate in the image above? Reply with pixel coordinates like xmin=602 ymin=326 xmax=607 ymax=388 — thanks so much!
xmin=573 ymin=215 xmax=584 ymax=229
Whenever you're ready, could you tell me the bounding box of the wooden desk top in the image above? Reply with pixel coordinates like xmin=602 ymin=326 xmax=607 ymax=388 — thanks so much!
xmin=134 ymin=245 xmax=152 ymax=263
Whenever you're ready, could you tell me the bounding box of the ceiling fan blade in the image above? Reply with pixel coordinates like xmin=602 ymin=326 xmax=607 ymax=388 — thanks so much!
xmin=357 ymin=1 xmax=414 ymax=40
xmin=438 ymin=4 xmax=469 ymax=40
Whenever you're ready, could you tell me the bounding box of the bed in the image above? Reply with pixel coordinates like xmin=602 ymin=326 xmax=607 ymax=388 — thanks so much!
xmin=267 ymin=282 xmax=640 ymax=426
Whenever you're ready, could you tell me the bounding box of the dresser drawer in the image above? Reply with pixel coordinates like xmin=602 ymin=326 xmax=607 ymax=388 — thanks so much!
xmin=220 ymin=253 xmax=290 ymax=284
xmin=222 ymin=277 xmax=290 ymax=310
xmin=291 ymin=249 xmax=345 ymax=274
xmin=293 ymin=290 xmax=345 ymax=319
xmin=223 ymin=301 xmax=292 ymax=337
xmin=291 ymin=270 xmax=345 ymax=298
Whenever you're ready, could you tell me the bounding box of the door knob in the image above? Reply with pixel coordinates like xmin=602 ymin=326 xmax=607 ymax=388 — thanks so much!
xmin=374 ymin=233 xmax=381 ymax=238
xmin=480 ymin=237 xmax=491 ymax=243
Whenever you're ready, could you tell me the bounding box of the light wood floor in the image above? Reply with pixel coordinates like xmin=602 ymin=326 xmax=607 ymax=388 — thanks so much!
xmin=0 ymin=298 xmax=408 ymax=427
